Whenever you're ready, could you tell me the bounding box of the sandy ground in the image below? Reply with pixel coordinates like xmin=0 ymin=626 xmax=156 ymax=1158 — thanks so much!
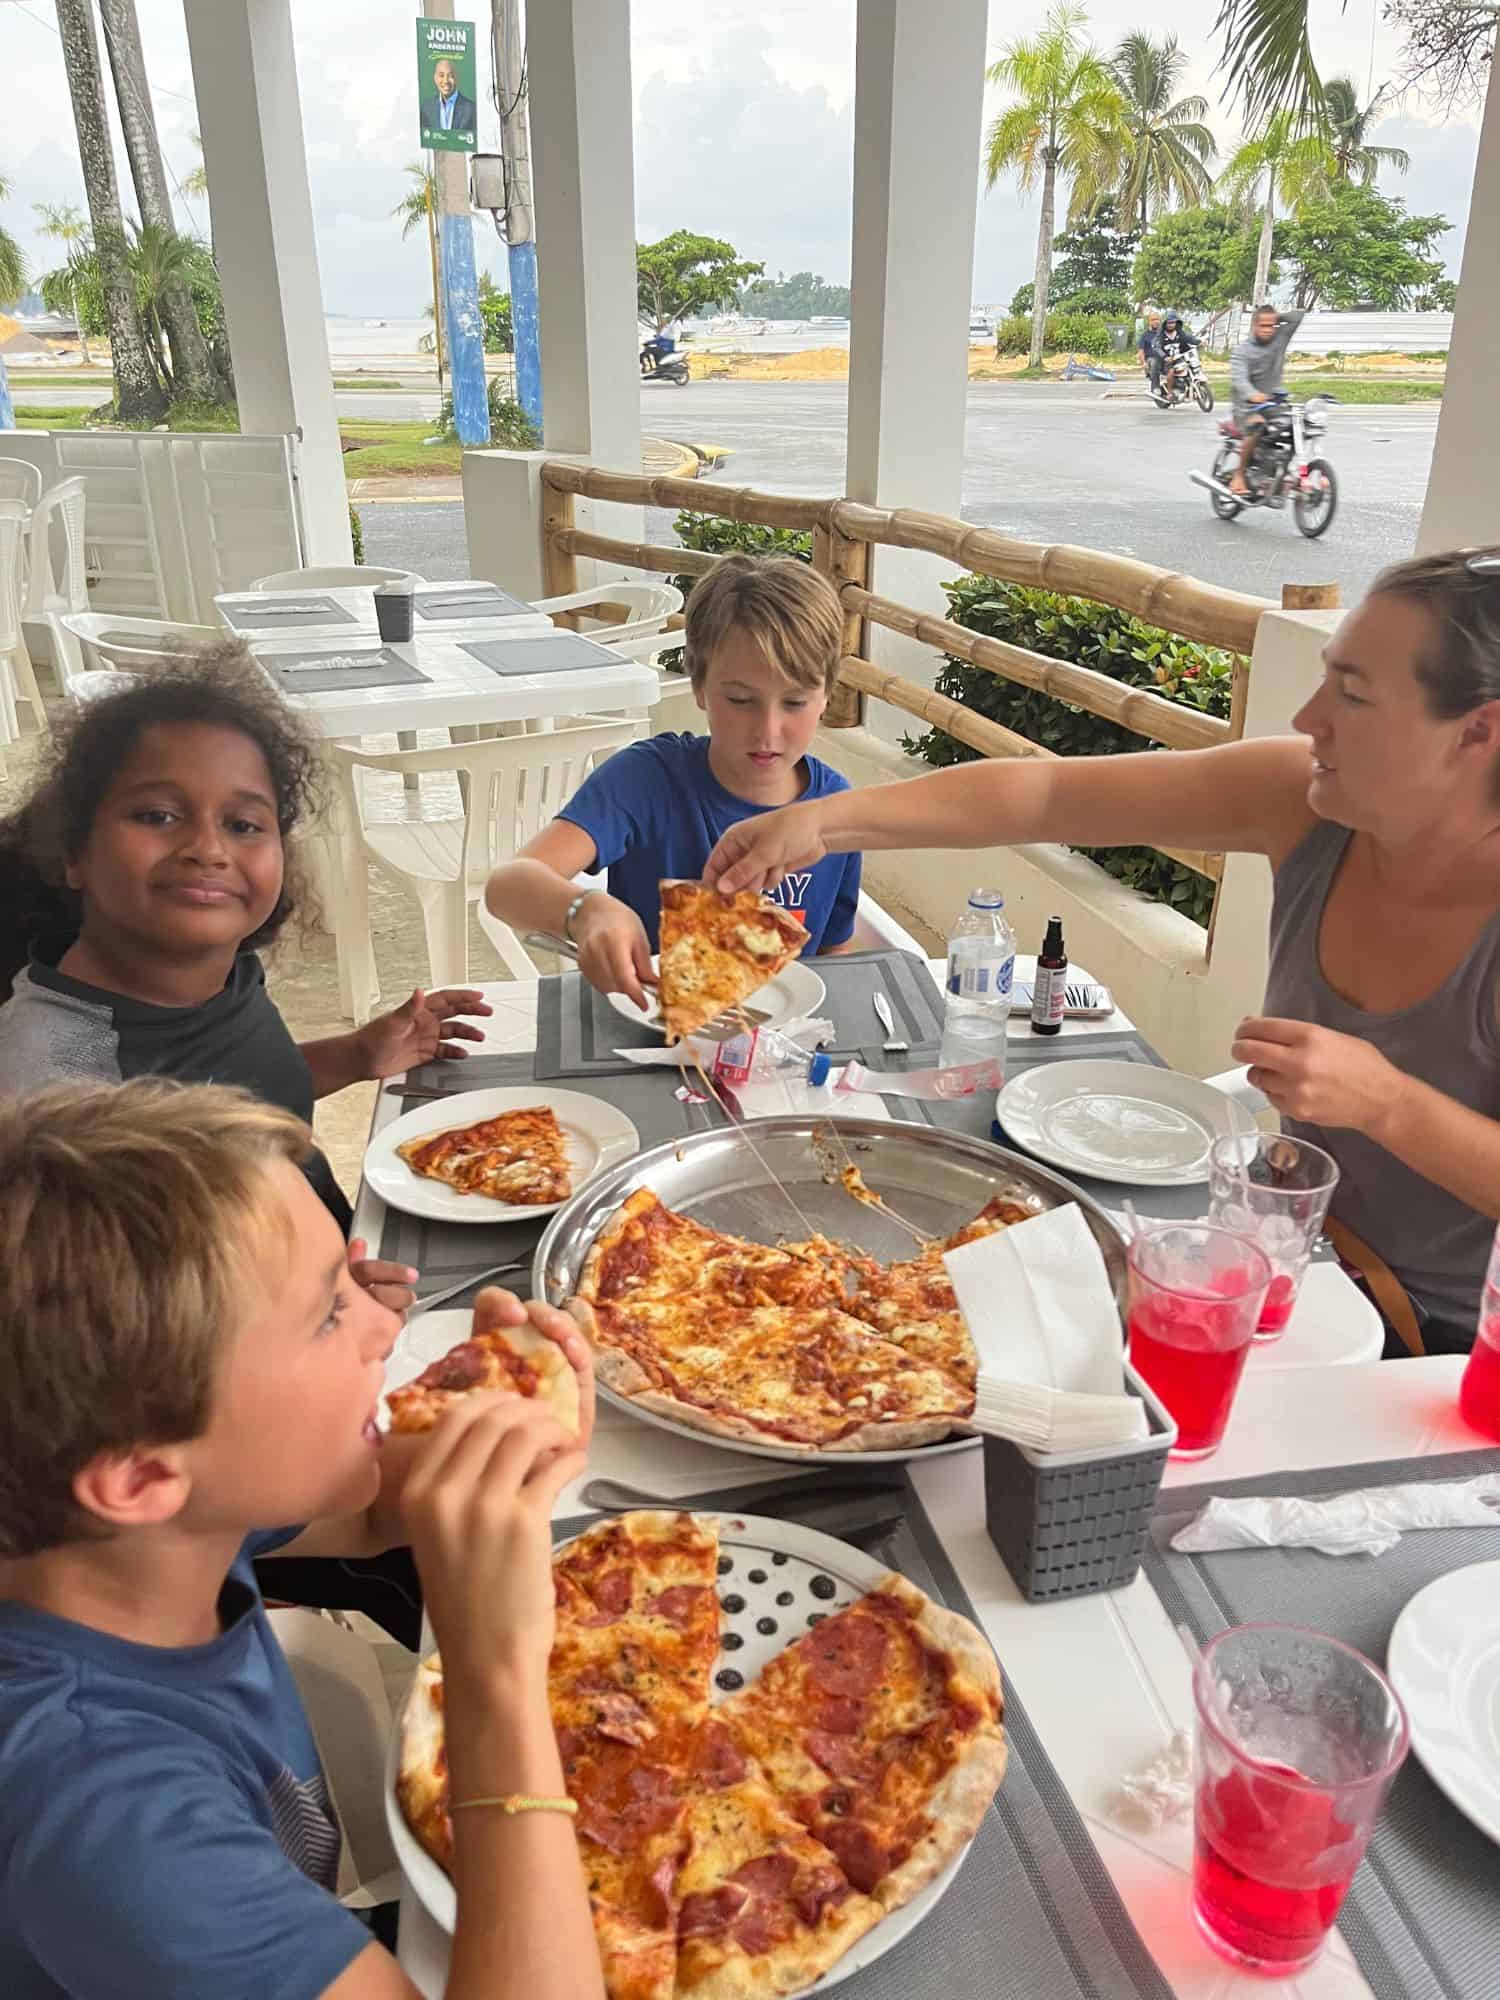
xmin=683 ymin=345 xmax=1450 ymax=385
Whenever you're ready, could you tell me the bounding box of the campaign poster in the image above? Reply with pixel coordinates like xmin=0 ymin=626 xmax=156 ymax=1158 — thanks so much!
xmin=416 ymin=17 xmax=478 ymax=154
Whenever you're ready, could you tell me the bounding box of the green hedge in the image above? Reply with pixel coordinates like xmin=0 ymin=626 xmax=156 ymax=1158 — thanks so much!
xmin=662 ymin=512 xmax=814 ymax=668
xmin=902 ymin=575 xmax=1236 ymax=928
xmin=995 ymin=310 xmax=1115 ymax=357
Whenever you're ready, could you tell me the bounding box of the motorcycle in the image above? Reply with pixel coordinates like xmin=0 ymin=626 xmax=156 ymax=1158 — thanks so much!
xmin=1190 ymin=392 xmax=1338 ymax=539
xmin=1153 ymin=342 xmax=1214 ymax=413
xmin=639 ymin=342 xmax=689 ymax=386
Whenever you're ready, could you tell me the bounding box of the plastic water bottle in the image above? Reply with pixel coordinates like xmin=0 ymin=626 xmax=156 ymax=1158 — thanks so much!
xmin=940 ymin=888 xmax=1015 ymax=1072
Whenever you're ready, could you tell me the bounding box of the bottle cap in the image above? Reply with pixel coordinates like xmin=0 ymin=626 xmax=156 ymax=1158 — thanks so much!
xmin=1042 ymin=914 xmax=1065 ymax=952
xmin=808 ymin=1050 xmax=832 ymax=1087
xmin=967 ymin=889 xmax=1005 ymax=908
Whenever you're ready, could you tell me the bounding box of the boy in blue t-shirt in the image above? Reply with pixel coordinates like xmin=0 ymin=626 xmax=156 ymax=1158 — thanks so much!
xmin=484 ymin=554 xmax=862 ymax=1011
xmin=0 ymin=1079 xmax=601 ymax=2000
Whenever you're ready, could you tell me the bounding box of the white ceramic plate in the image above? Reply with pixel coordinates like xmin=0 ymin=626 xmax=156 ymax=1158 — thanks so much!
xmin=364 ymin=1087 xmax=639 ymax=1223
xmin=606 ymin=954 xmax=826 ymax=1037
xmin=386 ymin=1509 xmax=984 ymax=1988
xmin=995 ymin=1058 xmax=1253 ymax=1187
xmin=1388 ymin=1559 xmax=1500 ymax=1848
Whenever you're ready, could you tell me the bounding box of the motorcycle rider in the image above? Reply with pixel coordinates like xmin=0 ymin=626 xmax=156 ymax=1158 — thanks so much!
xmin=640 ymin=327 xmax=677 ymax=377
xmin=1155 ymin=309 xmax=1199 ymax=401
xmin=1228 ymin=304 xmax=1307 ymax=496
xmin=1137 ymin=308 xmax=1163 ymax=395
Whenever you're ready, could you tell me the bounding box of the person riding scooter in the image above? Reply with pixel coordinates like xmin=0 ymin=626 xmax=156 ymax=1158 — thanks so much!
xmin=1153 ymin=310 xmax=1200 ymax=402
xmin=1228 ymin=305 xmax=1306 ymax=494
xmin=640 ymin=329 xmax=677 ymax=377
xmin=1137 ymin=310 xmax=1163 ymax=396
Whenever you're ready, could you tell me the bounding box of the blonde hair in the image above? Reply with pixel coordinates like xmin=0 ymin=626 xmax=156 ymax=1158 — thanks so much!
xmin=682 ymin=554 xmax=843 ymax=696
xmin=0 ymin=1079 xmax=310 ymax=1559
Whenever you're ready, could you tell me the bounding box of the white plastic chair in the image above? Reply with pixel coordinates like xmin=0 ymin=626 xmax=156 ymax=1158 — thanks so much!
xmin=0 ymin=457 xmax=42 ymax=511
xmin=534 ymin=580 xmax=682 ymax=647
xmin=66 ymin=668 xmax=142 ymax=706
xmin=0 ymin=502 xmax=37 ymax=743
xmin=251 ymin=565 xmax=423 ymax=592
xmin=22 ymin=475 xmax=89 ymax=693
xmin=60 ymin=612 xmax=223 ymax=674
xmin=327 ymin=716 xmax=641 ymax=1022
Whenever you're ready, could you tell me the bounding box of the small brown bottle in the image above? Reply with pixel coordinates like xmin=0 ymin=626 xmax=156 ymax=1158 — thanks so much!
xmin=1030 ymin=915 xmax=1067 ymax=1035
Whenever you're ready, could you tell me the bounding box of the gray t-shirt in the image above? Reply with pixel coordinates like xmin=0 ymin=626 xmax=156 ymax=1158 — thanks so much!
xmin=1265 ymin=818 xmax=1500 ymax=1328
xmin=1229 ymin=308 xmax=1306 ymax=419
xmin=0 ymin=944 xmax=351 ymax=1230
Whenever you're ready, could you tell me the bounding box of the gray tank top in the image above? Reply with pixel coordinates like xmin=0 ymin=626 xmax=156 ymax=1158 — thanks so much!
xmin=1265 ymin=819 xmax=1500 ymax=1328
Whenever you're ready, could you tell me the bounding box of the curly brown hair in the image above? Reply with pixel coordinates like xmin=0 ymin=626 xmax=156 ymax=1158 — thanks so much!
xmin=0 ymin=642 xmax=326 ymax=996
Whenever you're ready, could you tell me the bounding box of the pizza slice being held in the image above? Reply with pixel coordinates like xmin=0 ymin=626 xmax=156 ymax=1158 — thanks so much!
xmin=657 ymin=879 xmax=807 ymax=1042
xmin=396 ymin=1103 xmax=572 ymax=1206
xmin=386 ymin=1309 xmax=581 ymax=1437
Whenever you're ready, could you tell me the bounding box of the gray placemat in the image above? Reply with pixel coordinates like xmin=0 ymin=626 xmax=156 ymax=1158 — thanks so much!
xmin=534 ymin=948 xmax=947 ymax=1080
xmin=229 ymin=594 xmax=357 ymax=628
xmin=376 ymin=1052 xmax=724 ymax=1290
xmin=266 ymin=646 xmax=430 ymax=693
xmin=461 ymin=631 xmax=621 ymax=676
xmin=414 ymin=585 xmax=535 ymax=622
xmin=554 ymin=1474 xmax=1172 ymax=1999
xmin=1144 ymin=1450 xmax=1500 ymax=2000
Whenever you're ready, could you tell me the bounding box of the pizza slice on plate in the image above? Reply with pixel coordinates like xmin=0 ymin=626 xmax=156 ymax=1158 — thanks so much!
xmin=714 ymin=1573 xmax=1006 ymax=1913
xmin=385 ymin=1312 xmax=581 ymax=1437
xmin=396 ymin=1103 xmax=572 ymax=1206
xmin=656 ymin=880 xmax=807 ymax=1042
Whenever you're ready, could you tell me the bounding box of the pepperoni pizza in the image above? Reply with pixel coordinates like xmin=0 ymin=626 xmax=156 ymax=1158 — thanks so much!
xmin=397 ymin=1510 xmax=1006 ymax=2000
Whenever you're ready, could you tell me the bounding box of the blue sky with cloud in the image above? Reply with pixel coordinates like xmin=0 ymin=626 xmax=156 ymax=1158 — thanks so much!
xmin=0 ymin=0 xmax=1483 ymax=318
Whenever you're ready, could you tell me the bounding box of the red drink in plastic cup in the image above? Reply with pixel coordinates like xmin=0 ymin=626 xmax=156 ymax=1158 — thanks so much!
xmin=1193 ymin=1626 xmax=1409 ymax=1976
xmin=1126 ymin=1224 xmax=1268 ymax=1460
xmin=1460 ymin=1313 xmax=1500 ymax=1442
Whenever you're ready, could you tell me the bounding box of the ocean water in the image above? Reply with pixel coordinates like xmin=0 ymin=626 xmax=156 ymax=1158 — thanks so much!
xmin=325 ymin=315 xmax=435 ymax=359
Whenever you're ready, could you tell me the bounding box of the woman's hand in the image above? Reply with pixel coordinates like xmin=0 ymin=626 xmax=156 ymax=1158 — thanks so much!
xmin=401 ymin=1393 xmax=584 ymax=1693
xmin=359 ymin=987 xmax=494 ymax=1079
xmin=1231 ymin=1017 xmax=1403 ymax=1135
xmin=348 ymin=1236 xmax=417 ymax=1317
xmin=705 ymin=800 xmax=829 ymax=895
xmin=571 ymin=893 xmax=657 ymax=1011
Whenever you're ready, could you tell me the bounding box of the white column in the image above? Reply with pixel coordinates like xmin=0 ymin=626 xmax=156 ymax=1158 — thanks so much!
xmin=181 ymin=0 xmax=351 ymax=564
xmin=846 ymin=0 xmax=988 ymax=736
xmin=524 ymin=0 xmax=642 ymax=566
xmin=1419 ymin=65 xmax=1500 ymax=552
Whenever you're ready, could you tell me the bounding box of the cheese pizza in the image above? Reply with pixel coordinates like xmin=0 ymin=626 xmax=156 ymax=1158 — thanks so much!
xmin=567 ymin=1185 xmax=1033 ymax=1452
xmin=656 ymin=881 xmax=807 ymax=1042
xmin=396 ymin=1103 xmax=571 ymax=1206
xmin=396 ymin=1510 xmax=1006 ymax=2000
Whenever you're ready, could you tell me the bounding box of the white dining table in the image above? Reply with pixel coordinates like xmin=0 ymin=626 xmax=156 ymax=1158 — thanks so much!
xmin=214 ymin=583 xmax=661 ymax=740
xmin=353 ymin=963 xmax=1450 ymax=1998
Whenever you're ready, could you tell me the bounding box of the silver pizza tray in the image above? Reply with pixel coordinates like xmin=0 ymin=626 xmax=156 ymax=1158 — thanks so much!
xmin=533 ymin=1116 xmax=1128 ymax=1466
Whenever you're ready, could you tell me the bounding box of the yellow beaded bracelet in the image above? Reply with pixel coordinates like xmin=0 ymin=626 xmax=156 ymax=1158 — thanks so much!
xmin=450 ymin=1793 xmax=578 ymax=1818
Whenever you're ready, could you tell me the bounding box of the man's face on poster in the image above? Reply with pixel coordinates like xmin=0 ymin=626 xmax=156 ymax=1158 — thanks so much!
xmin=434 ymin=59 xmax=457 ymax=101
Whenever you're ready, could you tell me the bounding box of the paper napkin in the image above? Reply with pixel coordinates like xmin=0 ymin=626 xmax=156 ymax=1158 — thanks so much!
xmin=1171 ymin=1473 xmax=1500 ymax=1557
xmin=1113 ymin=1729 xmax=1194 ymax=1830
xmin=945 ymin=1205 xmax=1148 ymax=1452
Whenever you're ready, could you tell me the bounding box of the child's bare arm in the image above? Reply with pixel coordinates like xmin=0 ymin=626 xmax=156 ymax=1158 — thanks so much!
xmin=485 ymin=824 xmax=656 ymax=1010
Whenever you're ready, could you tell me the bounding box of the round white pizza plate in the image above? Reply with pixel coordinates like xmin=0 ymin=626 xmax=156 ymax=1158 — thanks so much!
xmin=376 ymin=1310 xmax=472 ymax=1429
xmin=386 ymin=1509 xmax=987 ymax=1990
xmin=995 ymin=1057 xmax=1254 ymax=1187
xmin=607 ymin=954 xmax=826 ymax=1037
xmin=365 ymin=1086 xmax=639 ymax=1223
xmin=1388 ymin=1560 xmax=1500 ymax=1849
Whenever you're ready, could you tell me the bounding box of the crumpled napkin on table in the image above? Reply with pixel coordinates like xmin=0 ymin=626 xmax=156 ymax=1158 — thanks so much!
xmin=1170 ymin=1473 xmax=1500 ymax=1558
xmin=1113 ymin=1730 xmax=1194 ymax=1830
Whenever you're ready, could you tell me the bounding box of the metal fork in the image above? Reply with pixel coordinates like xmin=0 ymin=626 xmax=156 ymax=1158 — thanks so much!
xmin=523 ymin=931 xmax=771 ymax=1038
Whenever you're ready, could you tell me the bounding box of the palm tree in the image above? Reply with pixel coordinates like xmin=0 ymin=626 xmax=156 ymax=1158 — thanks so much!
xmin=1320 ymin=77 xmax=1411 ymax=184
xmin=985 ymin=5 xmax=1128 ymax=369
xmin=54 ymin=0 xmax=165 ymax=425
xmin=182 ymin=131 xmax=209 ymax=201
xmin=1211 ymin=0 xmax=1325 ymax=130
xmin=393 ymin=162 xmax=446 ymax=379
xmin=33 ymin=202 xmax=94 ymax=363
xmin=0 ymin=174 xmax=24 ymax=307
xmin=97 ymin=0 xmax=229 ymax=404
xmin=1111 ymin=34 xmax=1216 ymax=235
xmin=1218 ymin=110 xmax=1334 ymax=307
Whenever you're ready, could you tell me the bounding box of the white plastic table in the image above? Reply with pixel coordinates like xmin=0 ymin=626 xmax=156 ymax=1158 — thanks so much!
xmin=214 ymin=584 xmax=661 ymax=740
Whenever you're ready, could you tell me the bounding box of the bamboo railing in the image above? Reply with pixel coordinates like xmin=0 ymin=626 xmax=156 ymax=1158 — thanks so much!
xmin=537 ymin=460 xmax=1276 ymax=893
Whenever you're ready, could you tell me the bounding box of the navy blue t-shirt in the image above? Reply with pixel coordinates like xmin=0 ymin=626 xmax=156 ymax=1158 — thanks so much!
xmin=558 ymin=732 xmax=862 ymax=954
xmin=0 ymin=1529 xmax=370 ymax=1999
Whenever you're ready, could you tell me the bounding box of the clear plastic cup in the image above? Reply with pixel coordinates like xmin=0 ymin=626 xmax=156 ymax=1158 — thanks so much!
xmin=1193 ymin=1623 xmax=1409 ymax=1975
xmin=1207 ymin=1134 xmax=1340 ymax=1341
xmin=1126 ymin=1222 xmax=1269 ymax=1459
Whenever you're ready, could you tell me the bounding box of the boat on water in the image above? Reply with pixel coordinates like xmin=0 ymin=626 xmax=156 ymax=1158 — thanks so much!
xmin=364 ymin=318 xmax=387 ymax=329
xmin=968 ymin=312 xmax=995 ymax=341
xmin=809 ymin=315 xmax=849 ymax=328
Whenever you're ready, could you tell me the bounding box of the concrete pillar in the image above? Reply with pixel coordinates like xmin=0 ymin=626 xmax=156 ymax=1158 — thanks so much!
xmin=846 ymin=0 xmax=988 ymax=737
xmin=181 ymin=0 xmax=351 ymax=564
xmin=1419 ymin=66 xmax=1500 ymax=552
